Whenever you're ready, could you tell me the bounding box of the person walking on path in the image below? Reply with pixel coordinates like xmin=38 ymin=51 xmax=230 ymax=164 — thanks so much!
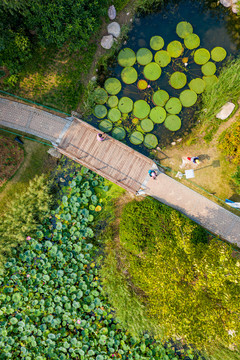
xmin=97 ymin=133 xmax=105 ymax=142
xmin=148 ymin=169 xmax=157 ymax=179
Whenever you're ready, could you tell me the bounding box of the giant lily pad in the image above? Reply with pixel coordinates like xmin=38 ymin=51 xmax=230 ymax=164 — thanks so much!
xmin=167 ymin=41 xmax=183 ymax=58
xmin=201 ymin=61 xmax=216 ymax=76
xmin=140 ymin=118 xmax=154 ymax=132
xmin=93 ymin=88 xmax=108 ymax=104
xmin=165 ymin=97 xmax=182 ymax=114
xmin=118 ymin=97 xmax=133 ymax=113
xmin=154 ymin=50 xmax=171 ymax=67
xmin=136 ymin=48 xmax=153 ymax=65
xmin=189 ymin=78 xmax=205 ymax=94
xmin=133 ymin=100 xmax=150 ymax=119
xmin=203 ymin=75 xmax=218 ymax=87
xmin=184 ymin=33 xmax=200 ymax=49
xmin=121 ymin=66 xmax=138 ymax=84
xmin=150 ymin=106 xmax=166 ymax=123
xmin=194 ymin=48 xmax=210 ymax=65
xmin=143 ymin=62 xmax=161 ymax=81
xmin=108 ymin=108 xmax=121 ymax=122
xmin=118 ymin=48 xmax=136 ymax=67
xmin=176 ymin=21 xmax=193 ymax=38
xmin=99 ymin=119 xmax=112 ymax=132
xmin=164 ymin=115 xmax=181 ymax=131
xmin=211 ymin=47 xmax=227 ymax=62
xmin=104 ymin=78 xmax=121 ymax=95
xmin=130 ymin=131 xmax=144 ymax=145
xmin=152 ymin=90 xmax=169 ymax=106
xmin=180 ymin=89 xmax=198 ymax=107
xmin=144 ymin=134 xmax=158 ymax=149
xmin=94 ymin=105 xmax=107 ymax=118
xmin=107 ymin=96 xmax=118 ymax=108
xmin=150 ymin=36 xmax=164 ymax=50
xmin=169 ymin=72 xmax=187 ymax=89
xmin=137 ymin=79 xmax=148 ymax=90
xmin=112 ymin=127 xmax=126 ymax=140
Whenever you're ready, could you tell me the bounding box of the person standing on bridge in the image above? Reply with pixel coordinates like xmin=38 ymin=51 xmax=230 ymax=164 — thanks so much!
xmin=97 ymin=133 xmax=105 ymax=141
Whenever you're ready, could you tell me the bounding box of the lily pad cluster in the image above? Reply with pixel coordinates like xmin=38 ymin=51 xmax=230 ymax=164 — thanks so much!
xmin=92 ymin=21 xmax=227 ymax=147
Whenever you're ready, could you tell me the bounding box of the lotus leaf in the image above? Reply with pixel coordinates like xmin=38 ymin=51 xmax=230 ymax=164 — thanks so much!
xmin=108 ymin=108 xmax=121 ymax=122
xmin=165 ymin=97 xmax=182 ymax=114
xmin=167 ymin=41 xmax=183 ymax=58
xmin=201 ymin=61 xmax=216 ymax=76
xmin=93 ymin=88 xmax=108 ymax=104
xmin=99 ymin=119 xmax=113 ymax=132
xmin=107 ymin=96 xmax=118 ymax=108
xmin=118 ymin=97 xmax=133 ymax=113
xmin=152 ymin=90 xmax=169 ymax=106
xmin=211 ymin=47 xmax=227 ymax=62
xmin=143 ymin=62 xmax=161 ymax=81
xmin=104 ymin=78 xmax=121 ymax=95
xmin=194 ymin=48 xmax=210 ymax=65
xmin=189 ymin=78 xmax=205 ymax=94
xmin=133 ymin=100 xmax=150 ymax=119
xmin=118 ymin=48 xmax=136 ymax=67
xmin=169 ymin=72 xmax=187 ymax=89
xmin=203 ymin=75 xmax=218 ymax=87
xmin=150 ymin=36 xmax=164 ymax=50
xmin=130 ymin=131 xmax=144 ymax=145
xmin=136 ymin=48 xmax=153 ymax=65
xmin=164 ymin=115 xmax=181 ymax=131
xmin=94 ymin=105 xmax=107 ymax=119
xmin=154 ymin=50 xmax=171 ymax=67
xmin=149 ymin=106 xmax=166 ymax=123
xmin=112 ymin=127 xmax=126 ymax=140
xmin=143 ymin=134 xmax=158 ymax=149
xmin=180 ymin=89 xmax=198 ymax=107
xmin=184 ymin=33 xmax=200 ymax=49
xmin=137 ymin=79 xmax=148 ymax=90
xmin=176 ymin=21 xmax=193 ymax=38
xmin=121 ymin=66 xmax=138 ymax=84
xmin=140 ymin=118 xmax=154 ymax=132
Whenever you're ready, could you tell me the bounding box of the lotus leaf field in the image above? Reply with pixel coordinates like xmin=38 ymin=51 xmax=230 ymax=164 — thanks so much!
xmin=93 ymin=21 xmax=227 ymax=149
xmin=0 ymin=170 xmax=190 ymax=360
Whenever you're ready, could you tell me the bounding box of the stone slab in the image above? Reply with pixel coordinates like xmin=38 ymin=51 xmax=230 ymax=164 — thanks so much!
xmin=216 ymin=102 xmax=235 ymax=120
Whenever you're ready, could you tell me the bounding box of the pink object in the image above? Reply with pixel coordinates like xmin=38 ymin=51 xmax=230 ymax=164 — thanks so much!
xmin=27 ymin=274 xmax=30 ymax=278
xmin=77 ymin=319 xmax=81 ymax=324
xmin=147 ymin=84 xmax=151 ymax=88
xmin=26 ymin=236 xmax=31 ymax=240
xmin=97 ymin=133 xmax=104 ymax=141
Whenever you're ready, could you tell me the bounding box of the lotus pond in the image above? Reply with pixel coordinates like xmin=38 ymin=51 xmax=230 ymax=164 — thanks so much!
xmin=91 ymin=0 xmax=239 ymax=154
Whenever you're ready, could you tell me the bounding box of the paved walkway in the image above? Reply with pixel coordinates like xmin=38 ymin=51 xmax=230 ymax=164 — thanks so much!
xmin=0 ymin=97 xmax=72 ymax=144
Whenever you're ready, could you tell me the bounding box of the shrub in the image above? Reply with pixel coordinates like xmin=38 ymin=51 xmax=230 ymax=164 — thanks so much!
xmin=218 ymin=120 xmax=240 ymax=165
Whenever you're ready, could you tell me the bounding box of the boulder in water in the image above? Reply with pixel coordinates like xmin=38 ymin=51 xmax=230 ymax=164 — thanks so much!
xmin=219 ymin=0 xmax=232 ymax=7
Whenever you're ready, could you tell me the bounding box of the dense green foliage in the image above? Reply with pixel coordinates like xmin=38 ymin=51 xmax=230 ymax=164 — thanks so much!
xmin=119 ymin=198 xmax=240 ymax=348
xmin=218 ymin=120 xmax=240 ymax=165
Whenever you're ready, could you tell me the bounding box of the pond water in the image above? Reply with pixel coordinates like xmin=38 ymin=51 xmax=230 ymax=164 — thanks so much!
xmin=91 ymin=0 xmax=239 ymax=155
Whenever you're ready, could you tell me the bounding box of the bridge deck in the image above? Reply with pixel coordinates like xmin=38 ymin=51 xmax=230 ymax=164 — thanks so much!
xmin=58 ymin=118 xmax=154 ymax=193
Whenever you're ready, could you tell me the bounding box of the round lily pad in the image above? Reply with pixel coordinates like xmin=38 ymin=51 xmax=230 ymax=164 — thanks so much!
xmin=136 ymin=48 xmax=153 ymax=65
xmin=150 ymin=106 xmax=166 ymax=123
xmin=154 ymin=50 xmax=171 ymax=67
xmin=112 ymin=127 xmax=126 ymax=140
xmin=121 ymin=66 xmax=138 ymax=84
xmin=167 ymin=41 xmax=183 ymax=58
xmin=104 ymin=78 xmax=122 ymax=95
xmin=118 ymin=48 xmax=136 ymax=67
xmin=211 ymin=47 xmax=227 ymax=62
xmin=143 ymin=62 xmax=161 ymax=81
xmin=94 ymin=105 xmax=107 ymax=118
xmin=130 ymin=131 xmax=144 ymax=145
xmin=118 ymin=97 xmax=133 ymax=113
xmin=169 ymin=72 xmax=187 ymax=89
xmin=201 ymin=61 xmax=216 ymax=76
xmin=164 ymin=115 xmax=181 ymax=131
xmin=93 ymin=88 xmax=108 ymax=104
xmin=133 ymin=100 xmax=150 ymax=119
xmin=152 ymin=90 xmax=169 ymax=106
xmin=150 ymin=36 xmax=164 ymax=50
xmin=184 ymin=33 xmax=200 ymax=50
xmin=99 ymin=119 xmax=112 ymax=132
xmin=165 ymin=97 xmax=182 ymax=114
xmin=176 ymin=21 xmax=193 ymax=39
xmin=108 ymin=108 xmax=121 ymax=122
xmin=203 ymin=75 xmax=218 ymax=87
xmin=194 ymin=48 xmax=210 ymax=65
xmin=108 ymin=96 xmax=118 ymax=108
xmin=137 ymin=79 xmax=148 ymax=90
xmin=140 ymin=118 xmax=154 ymax=132
xmin=189 ymin=78 xmax=205 ymax=94
xmin=180 ymin=89 xmax=198 ymax=107
xmin=144 ymin=134 xmax=158 ymax=149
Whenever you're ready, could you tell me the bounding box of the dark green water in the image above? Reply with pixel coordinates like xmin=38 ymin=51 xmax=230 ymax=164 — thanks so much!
xmin=92 ymin=0 xmax=239 ymax=155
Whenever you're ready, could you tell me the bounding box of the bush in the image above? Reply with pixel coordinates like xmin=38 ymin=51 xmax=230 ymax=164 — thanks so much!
xmin=218 ymin=120 xmax=240 ymax=165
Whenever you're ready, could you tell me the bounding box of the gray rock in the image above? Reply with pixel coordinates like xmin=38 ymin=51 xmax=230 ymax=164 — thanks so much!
xmin=171 ymin=142 xmax=176 ymax=146
xmin=101 ymin=35 xmax=114 ymax=49
xmin=216 ymin=102 xmax=235 ymax=120
xmin=107 ymin=22 xmax=121 ymax=38
xmin=232 ymin=4 xmax=239 ymax=13
xmin=91 ymin=76 xmax=97 ymax=82
xmin=219 ymin=0 xmax=232 ymax=7
xmin=48 ymin=148 xmax=62 ymax=159
xmin=108 ymin=5 xmax=116 ymax=20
